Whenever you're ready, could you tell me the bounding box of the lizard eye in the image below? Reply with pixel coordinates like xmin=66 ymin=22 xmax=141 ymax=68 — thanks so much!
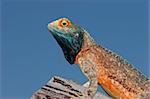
xmin=59 ymin=19 xmax=71 ymax=27
xmin=62 ymin=21 xmax=67 ymax=27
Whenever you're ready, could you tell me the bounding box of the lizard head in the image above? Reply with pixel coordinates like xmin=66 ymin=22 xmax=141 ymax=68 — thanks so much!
xmin=48 ymin=18 xmax=84 ymax=64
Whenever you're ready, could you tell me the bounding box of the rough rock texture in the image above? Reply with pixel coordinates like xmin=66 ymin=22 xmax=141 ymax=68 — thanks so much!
xmin=31 ymin=76 xmax=111 ymax=99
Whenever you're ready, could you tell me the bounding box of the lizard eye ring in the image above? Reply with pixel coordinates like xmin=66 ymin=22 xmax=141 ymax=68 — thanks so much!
xmin=59 ymin=19 xmax=71 ymax=27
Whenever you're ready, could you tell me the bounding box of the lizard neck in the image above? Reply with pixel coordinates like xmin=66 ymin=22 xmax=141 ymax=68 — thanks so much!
xmin=74 ymin=31 xmax=96 ymax=64
xmin=82 ymin=30 xmax=96 ymax=48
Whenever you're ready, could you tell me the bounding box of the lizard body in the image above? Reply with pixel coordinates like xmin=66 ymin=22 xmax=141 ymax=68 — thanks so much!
xmin=48 ymin=18 xmax=150 ymax=99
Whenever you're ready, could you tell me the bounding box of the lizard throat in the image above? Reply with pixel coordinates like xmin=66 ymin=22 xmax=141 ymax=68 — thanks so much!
xmin=51 ymin=31 xmax=83 ymax=64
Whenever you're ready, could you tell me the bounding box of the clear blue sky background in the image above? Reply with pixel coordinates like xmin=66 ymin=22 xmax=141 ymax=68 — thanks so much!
xmin=1 ymin=0 xmax=149 ymax=99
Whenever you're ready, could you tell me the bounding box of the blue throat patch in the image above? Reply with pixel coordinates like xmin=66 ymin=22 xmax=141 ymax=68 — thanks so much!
xmin=51 ymin=30 xmax=84 ymax=64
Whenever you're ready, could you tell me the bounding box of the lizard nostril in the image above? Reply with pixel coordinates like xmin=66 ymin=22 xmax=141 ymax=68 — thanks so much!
xmin=47 ymin=22 xmax=54 ymax=29
xmin=50 ymin=22 xmax=54 ymax=26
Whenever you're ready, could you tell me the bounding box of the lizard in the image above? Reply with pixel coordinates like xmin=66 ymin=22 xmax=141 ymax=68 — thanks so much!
xmin=47 ymin=18 xmax=150 ymax=99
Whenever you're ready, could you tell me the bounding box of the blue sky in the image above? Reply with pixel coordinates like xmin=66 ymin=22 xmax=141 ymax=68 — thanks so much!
xmin=1 ymin=0 xmax=149 ymax=99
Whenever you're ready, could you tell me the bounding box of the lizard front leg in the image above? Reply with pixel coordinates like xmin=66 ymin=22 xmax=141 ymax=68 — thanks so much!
xmin=78 ymin=57 xmax=98 ymax=99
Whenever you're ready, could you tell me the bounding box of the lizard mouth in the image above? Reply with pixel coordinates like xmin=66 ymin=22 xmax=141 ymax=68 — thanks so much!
xmin=47 ymin=23 xmax=64 ymax=37
xmin=47 ymin=24 xmax=69 ymax=48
